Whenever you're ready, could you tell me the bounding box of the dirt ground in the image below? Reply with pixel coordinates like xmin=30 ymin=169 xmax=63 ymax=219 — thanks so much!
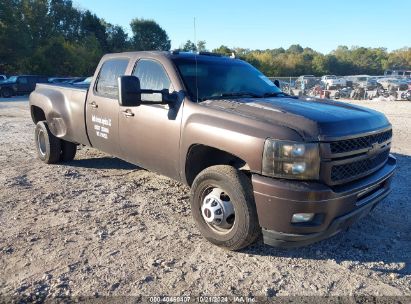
xmin=0 ymin=97 xmax=410 ymax=301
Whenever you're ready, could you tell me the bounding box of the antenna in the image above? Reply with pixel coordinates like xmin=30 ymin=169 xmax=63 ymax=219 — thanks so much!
xmin=193 ymin=17 xmax=197 ymax=49
xmin=194 ymin=17 xmax=199 ymax=102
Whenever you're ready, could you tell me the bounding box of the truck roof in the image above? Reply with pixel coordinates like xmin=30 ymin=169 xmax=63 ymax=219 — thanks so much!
xmin=101 ymin=50 xmax=238 ymax=62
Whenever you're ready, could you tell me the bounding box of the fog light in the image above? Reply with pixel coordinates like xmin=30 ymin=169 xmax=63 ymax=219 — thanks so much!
xmin=291 ymin=213 xmax=315 ymax=223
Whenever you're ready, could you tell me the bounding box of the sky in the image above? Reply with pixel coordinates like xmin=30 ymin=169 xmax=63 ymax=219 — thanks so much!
xmin=74 ymin=0 xmax=410 ymax=54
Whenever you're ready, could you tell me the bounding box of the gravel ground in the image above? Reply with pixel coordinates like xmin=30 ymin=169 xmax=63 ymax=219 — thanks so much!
xmin=0 ymin=97 xmax=410 ymax=301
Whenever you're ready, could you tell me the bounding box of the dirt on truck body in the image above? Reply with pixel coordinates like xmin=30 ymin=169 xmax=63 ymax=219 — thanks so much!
xmin=29 ymin=51 xmax=396 ymax=250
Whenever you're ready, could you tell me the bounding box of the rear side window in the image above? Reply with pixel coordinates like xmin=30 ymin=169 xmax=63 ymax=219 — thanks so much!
xmin=95 ymin=58 xmax=129 ymax=99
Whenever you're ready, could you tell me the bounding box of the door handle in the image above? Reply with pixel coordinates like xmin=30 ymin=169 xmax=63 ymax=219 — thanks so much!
xmin=122 ymin=109 xmax=135 ymax=117
xmin=90 ymin=101 xmax=98 ymax=108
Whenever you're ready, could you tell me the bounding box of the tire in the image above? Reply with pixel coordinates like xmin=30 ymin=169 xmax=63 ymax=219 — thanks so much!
xmin=1 ymin=88 xmax=13 ymax=98
xmin=190 ymin=165 xmax=260 ymax=250
xmin=34 ymin=121 xmax=61 ymax=164
xmin=60 ymin=140 xmax=77 ymax=162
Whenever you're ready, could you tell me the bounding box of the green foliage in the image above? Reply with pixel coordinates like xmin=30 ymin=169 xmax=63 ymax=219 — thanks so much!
xmin=29 ymin=35 xmax=103 ymax=76
xmin=197 ymin=40 xmax=207 ymax=52
xmin=212 ymin=45 xmax=233 ymax=56
xmin=106 ymin=24 xmax=130 ymax=53
xmin=0 ymin=1 xmax=162 ymax=76
xmin=384 ymin=47 xmax=411 ymax=70
xmin=180 ymin=40 xmax=197 ymax=52
xmin=130 ymin=18 xmax=171 ymax=51
xmin=177 ymin=40 xmax=207 ymax=52
xmin=0 ymin=1 xmax=410 ymax=78
xmin=211 ymin=45 xmax=411 ymax=76
xmin=80 ymin=10 xmax=108 ymax=52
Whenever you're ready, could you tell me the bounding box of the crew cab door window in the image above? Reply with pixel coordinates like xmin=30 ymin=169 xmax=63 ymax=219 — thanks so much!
xmin=95 ymin=58 xmax=129 ymax=99
xmin=133 ymin=59 xmax=173 ymax=102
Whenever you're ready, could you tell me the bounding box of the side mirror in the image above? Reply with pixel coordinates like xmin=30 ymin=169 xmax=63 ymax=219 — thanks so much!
xmin=118 ymin=75 xmax=142 ymax=107
xmin=118 ymin=75 xmax=178 ymax=106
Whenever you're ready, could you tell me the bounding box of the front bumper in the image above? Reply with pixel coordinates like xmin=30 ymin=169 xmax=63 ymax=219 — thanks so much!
xmin=252 ymin=155 xmax=396 ymax=248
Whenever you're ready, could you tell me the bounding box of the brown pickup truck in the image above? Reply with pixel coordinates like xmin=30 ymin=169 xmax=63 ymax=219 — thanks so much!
xmin=29 ymin=51 xmax=396 ymax=250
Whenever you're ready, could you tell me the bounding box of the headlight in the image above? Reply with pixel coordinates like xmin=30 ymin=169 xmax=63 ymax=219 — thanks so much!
xmin=262 ymin=139 xmax=320 ymax=180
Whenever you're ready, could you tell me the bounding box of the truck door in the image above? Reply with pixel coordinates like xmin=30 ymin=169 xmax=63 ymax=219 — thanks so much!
xmin=85 ymin=58 xmax=129 ymax=156
xmin=16 ymin=76 xmax=30 ymax=93
xmin=118 ymin=58 xmax=183 ymax=180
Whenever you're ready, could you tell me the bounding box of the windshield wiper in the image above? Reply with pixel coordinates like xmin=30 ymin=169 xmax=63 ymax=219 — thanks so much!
xmin=221 ymin=91 xmax=262 ymax=98
xmin=262 ymin=92 xmax=288 ymax=97
xmin=199 ymin=91 xmax=262 ymax=102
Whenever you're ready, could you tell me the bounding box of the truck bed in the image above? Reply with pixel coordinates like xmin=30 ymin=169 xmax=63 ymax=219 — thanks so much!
xmin=30 ymin=83 xmax=90 ymax=145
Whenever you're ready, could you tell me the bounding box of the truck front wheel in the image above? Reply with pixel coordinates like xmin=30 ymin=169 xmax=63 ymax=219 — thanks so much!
xmin=190 ymin=165 xmax=260 ymax=250
xmin=34 ymin=121 xmax=61 ymax=164
xmin=60 ymin=140 xmax=77 ymax=162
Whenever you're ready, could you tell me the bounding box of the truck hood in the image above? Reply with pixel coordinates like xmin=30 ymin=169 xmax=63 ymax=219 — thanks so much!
xmin=201 ymin=97 xmax=390 ymax=141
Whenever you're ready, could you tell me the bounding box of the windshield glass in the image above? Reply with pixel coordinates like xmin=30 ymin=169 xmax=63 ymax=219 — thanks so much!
xmin=172 ymin=57 xmax=282 ymax=101
xmin=6 ymin=76 xmax=17 ymax=82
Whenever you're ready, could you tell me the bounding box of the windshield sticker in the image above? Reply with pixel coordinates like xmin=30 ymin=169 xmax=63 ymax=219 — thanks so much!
xmin=92 ymin=115 xmax=111 ymax=139
xmin=259 ymin=75 xmax=276 ymax=86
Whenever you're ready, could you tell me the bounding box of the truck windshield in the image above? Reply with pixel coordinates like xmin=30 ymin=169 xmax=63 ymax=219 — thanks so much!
xmin=172 ymin=57 xmax=282 ymax=102
xmin=6 ymin=76 xmax=17 ymax=82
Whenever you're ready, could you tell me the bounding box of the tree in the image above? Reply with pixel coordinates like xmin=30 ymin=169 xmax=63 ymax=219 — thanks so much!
xmin=287 ymin=44 xmax=304 ymax=54
xmin=212 ymin=45 xmax=233 ymax=56
xmin=0 ymin=0 xmax=130 ymax=75
xmin=0 ymin=0 xmax=31 ymax=73
xmin=130 ymin=18 xmax=171 ymax=51
xmin=384 ymin=47 xmax=411 ymax=70
xmin=180 ymin=40 xmax=196 ymax=52
xmin=80 ymin=10 xmax=108 ymax=52
xmin=106 ymin=24 xmax=130 ymax=52
xmin=49 ymin=0 xmax=82 ymax=41
xmin=197 ymin=40 xmax=207 ymax=52
xmin=2 ymin=1 xmax=410 ymax=77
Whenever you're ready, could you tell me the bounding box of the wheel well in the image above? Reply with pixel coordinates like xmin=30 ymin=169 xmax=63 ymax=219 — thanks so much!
xmin=0 ymin=86 xmax=12 ymax=93
xmin=31 ymin=106 xmax=46 ymax=124
xmin=185 ymin=144 xmax=250 ymax=186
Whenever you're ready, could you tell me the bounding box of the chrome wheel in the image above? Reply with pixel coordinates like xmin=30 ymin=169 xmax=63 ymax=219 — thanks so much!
xmin=37 ymin=129 xmax=46 ymax=157
xmin=201 ymin=187 xmax=235 ymax=233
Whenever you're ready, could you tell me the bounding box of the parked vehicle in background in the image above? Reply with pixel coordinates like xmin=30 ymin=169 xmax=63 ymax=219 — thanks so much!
xmin=0 ymin=75 xmax=7 ymax=82
xmin=49 ymin=77 xmax=77 ymax=84
xmin=29 ymin=51 xmax=396 ymax=250
xmin=295 ymin=75 xmax=319 ymax=91
xmin=346 ymin=75 xmax=378 ymax=90
xmin=71 ymin=76 xmax=92 ymax=88
xmin=384 ymin=69 xmax=411 ymax=77
xmin=400 ymin=90 xmax=411 ymax=101
xmin=0 ymin=75 xmax=49 ymax=98
xmin=321 ymin=75 xmax=346 ymax=89
xmin=333 ymin=87 xmax=352 ymax=99
xmin=68 ymin=77 xmax=88 ymax=84
xmin=378 ymin=78 xmax=409 ymax=91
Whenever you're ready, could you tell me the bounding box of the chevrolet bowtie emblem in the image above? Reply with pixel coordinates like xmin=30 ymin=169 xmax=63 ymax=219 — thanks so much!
xmin=367 ymin=142 xmax=381 ymax=156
